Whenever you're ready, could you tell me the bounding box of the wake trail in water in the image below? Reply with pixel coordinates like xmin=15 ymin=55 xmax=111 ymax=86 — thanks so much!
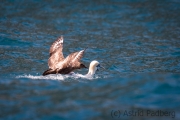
xmin=16 ymin=73 xmax=99 ymax=81
xmin=16 ymin=74 xmax=65 ymax=81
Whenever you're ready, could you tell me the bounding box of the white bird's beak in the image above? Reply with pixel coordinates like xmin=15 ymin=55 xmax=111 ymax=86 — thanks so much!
xmin=100 ymin=65 xmax=105 ymax=69
xmin=97 ymin=64 xmax=105 ymax=71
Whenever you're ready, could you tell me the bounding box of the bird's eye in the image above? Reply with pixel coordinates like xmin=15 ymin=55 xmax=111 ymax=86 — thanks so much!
xmin=97 ymin=64 xmax=100 ymax=67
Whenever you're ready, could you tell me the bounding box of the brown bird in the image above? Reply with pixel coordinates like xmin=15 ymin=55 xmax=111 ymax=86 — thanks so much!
xmin=43 ymin=36 xmax=87 ymax=76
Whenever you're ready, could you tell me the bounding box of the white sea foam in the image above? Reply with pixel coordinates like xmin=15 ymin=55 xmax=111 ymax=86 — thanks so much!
xmin=16 ymin=73 xmax=100 ymax=81
xmin=16 ymin=74 xmax=65 ymax=80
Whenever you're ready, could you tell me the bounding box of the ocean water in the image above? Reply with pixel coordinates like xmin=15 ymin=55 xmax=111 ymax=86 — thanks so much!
xmin=0 ymin=0 xmax=180 ymax=120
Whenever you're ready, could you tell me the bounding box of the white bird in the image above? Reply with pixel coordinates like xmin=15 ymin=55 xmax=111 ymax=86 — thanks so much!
xmin=86 ymin=60 xmax=103 ymax=76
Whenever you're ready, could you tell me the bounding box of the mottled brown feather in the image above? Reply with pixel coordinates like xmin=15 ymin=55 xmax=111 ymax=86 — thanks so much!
xmin=49 ymin=36 xmax=63 ymax=56
xmin=64 ymin=49 xmax=86 ymax=63
xmin=48 ymin=36 xmax=64 ymax=69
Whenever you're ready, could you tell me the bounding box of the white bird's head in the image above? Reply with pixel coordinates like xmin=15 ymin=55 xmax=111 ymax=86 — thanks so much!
xmin=87 ymin=60 xmax=104 ymax=76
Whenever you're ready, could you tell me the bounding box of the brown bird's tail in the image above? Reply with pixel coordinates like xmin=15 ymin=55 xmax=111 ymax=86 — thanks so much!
xmin=42 ymin=69 xmax=57 ymax=76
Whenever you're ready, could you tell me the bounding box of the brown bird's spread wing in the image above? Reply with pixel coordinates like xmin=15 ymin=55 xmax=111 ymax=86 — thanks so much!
xmin=49 ymin=36 xmax=63 ymax=56
xmin=48 ymin=36 xmax=64 ymax=69
xmin=64 ymin=49 xmax=86 ymax=66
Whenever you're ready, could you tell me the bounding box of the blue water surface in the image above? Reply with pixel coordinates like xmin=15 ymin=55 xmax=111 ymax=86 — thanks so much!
xmin=0 ymin=0 xmax=180 ymax=120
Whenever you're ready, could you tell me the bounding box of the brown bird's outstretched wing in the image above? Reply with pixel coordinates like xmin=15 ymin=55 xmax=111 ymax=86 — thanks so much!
xmin=63 ymin=49 xmax=86 ymax=67
xmin=60 ymin=49 xmax=86 ymax=69
xmin=49 ymin=36 xmax=64 ymax=56
xmin=48 ymin=36 xmax=64 ymax=69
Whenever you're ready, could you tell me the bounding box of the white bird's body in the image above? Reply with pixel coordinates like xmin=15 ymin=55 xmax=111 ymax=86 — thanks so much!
xmin=87 ymin=60 xmax=100 ymax=76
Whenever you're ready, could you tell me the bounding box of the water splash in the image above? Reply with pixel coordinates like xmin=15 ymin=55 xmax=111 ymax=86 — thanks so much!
xmin=16 ymin=73 xmax=101 ymax=81
xmin=16 ymin=74 xmax=65 ymax=81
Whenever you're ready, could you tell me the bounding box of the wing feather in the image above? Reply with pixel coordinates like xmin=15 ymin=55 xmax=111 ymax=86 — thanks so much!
xmin=72 ymin=50 xmax=85 ymax=62
xmin=49 ymin=36 xmax=64 ymax=56
xmin=48 ymin=36 xmax=64 ymax=69
xmin=64 ymin=49 xmax=86 ymax=64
